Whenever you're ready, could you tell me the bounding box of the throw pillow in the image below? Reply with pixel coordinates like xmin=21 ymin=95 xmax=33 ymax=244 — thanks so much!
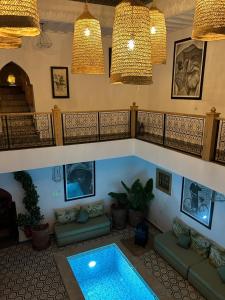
xmin=85 ymin=201 xmax=104 ymax=218
xmin=190 ymin=230 xmax=211 ymax=258
xmin=172 ymin=217 xmax=190 ymax=238
xmin=209 ymin=244 xmax=225 ymax=267
xmin=218 ymin=266 xmax=225 ymax=283
xmin=55 ymin=207 xmax=78 ymax=224
xmin=77 ymin=209 xmax=89 ymax=223
xmin=177 ymin=234 xmax=191 ymax=249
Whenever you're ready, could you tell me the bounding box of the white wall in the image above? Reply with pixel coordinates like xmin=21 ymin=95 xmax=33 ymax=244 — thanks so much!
xmin=0 ymin=155 xmax=225 ymax=248
xmin=124 ymin=157 xmax=225 ymax=248
xmin=0 ymin=156 xmax=138 ymax=241
xmin=148 ymin=27 xmax=225 ymax=117
xmin=0 ymin=33 xmax=151 ymax=112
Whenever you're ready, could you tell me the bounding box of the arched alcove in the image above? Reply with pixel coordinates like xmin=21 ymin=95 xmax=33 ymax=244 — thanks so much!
xmin=0 ymin=62 xmax=35 ymax=113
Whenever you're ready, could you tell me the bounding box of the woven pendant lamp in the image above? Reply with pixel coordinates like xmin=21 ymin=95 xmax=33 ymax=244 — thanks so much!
xmin=72 ymin=3 xmax=104 ymax=75
xmin=149 ymin=6 xmax=167 ymax=64
xmin=192 ymin=0 xmax=225 ymax=41
xmin=0 ymin=35 xmax=22 ymax=49
xmin=111 ymin=0 xmax=152 ymax=85
xmin=0 ymin=0 xmax=40 ymax=37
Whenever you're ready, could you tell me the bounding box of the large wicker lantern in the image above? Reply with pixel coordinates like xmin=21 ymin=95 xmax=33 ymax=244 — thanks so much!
xmin=0 ymin=35 xmax=22 ymax=49
xmin=0 ymin=0 xmax=40 ymax=37
xmin=192 ymin=0 xmax=225 ymax=41
xmin=72 ymin=4 xmax=104 ymax=75
xmin=111 ymin=0 xmax=152 ymax=85
xmin=149 ymin=6 xmax=167 ymax=64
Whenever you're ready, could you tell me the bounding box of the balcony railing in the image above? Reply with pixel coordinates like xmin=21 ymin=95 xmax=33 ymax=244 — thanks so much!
xmin=62 ymin=110 xmax=131 ymax=145
xmin=0 ymin=104 xmax=223 ymax=166
xmin=0 ymin=112 xmax=54 ymax=150
xmin=215 ymin=119 xmax=225 ymax=164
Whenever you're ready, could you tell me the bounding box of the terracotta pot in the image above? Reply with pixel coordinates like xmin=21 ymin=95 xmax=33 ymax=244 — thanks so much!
xmin=31 ymin=223 xmax=50 ymax=250
xmin=111 ymin=206 xmax=127 ymax=230
xmin=128 ymin=209 xmax=145 ymax=227
xmin=23 ymin=226 xmax=32 ymax=238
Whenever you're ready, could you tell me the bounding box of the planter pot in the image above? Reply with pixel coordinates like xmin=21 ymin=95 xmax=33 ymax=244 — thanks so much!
xmin=128 ymin=209 xmax=145 ymax=227
xmin=23 ymin=226 xmax=32 ymax=238
xmin=31 ymin=223 xmax=50 ymax=250
xmin=111 ymin=206 xmax=127 ymax=230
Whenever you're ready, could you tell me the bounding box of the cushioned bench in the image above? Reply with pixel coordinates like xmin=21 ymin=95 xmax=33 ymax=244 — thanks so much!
xmin=55 ymin=214 xmax=111 ymax=247
xmin=189 ymin=260 xmax=225 ymax=300
xmin=154 ymin=218 xmax=225 ymax=300
xmin=154 ymin=231 xmax=204 ymax=278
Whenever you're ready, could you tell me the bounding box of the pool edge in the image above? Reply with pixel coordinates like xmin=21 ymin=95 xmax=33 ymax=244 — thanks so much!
xmin=54 ymin=237 xmax=174 ymax=300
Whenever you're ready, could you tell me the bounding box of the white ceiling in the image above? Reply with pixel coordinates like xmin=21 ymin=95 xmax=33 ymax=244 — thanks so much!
xmin=39 ymin=0 xmax=195 ymax=34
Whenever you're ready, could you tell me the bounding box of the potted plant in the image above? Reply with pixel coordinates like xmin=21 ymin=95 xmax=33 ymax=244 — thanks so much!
xmin=110 ymin=179 xmax=154 ymax=227
xmin=14 ymin=171 xmax=50 ymax=250
xmin=108 ymin=191 xmax=128 ymax=229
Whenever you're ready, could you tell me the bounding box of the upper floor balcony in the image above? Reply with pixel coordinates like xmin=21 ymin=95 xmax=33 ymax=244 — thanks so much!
xmin=0 ymin=103 xmax=224 ymax=166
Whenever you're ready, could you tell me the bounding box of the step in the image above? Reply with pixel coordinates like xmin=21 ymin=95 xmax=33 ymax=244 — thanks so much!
xmin=1 ymin=107 xmax=30 ymax=113
xmin=0 ymin=94 xmax=26 ymax=101
xmin=0 ymin=87 xmax=23 ymax=95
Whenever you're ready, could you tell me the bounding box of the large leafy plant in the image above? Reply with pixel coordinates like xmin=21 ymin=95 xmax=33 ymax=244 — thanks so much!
xmin=109 ymin=178 xmax=154 ymax=212
xmin=14 ymin=171 xmax=43 ymax=229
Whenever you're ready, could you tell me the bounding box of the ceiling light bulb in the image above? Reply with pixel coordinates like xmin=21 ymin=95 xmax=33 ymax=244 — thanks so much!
xmin=84 ymin=28 xmax=90 ymax=37
xmin=128 ymin=39 xmax=135 ymax=50
xmin=150 ymin=26 xmax=157 ymax=34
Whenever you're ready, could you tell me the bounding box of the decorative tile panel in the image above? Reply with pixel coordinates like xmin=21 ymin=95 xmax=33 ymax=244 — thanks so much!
xmin=215 ymin=120 xmax=225 ymax=163
xmin=137 ymin=111 xmax=164 ymax=144
xmin=164 ymin=114 xmax=205 ymax=156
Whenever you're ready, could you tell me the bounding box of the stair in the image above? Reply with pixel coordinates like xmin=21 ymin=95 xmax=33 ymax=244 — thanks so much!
xmin=0 ymin=86 xmax=30 ymax=113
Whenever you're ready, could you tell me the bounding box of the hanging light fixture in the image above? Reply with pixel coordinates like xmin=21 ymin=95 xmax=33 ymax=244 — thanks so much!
xmin=0 ymin=0 xmax=40 ymax=37
xmin=0 ymin=35 xmax=22 ymax=49
xmin=192 ymin=0 xmax=225 ymax=41
xmin=36 ymin=23 xmax=52 ymax=49
xmin=71 ymin=2 xmax=104 ymax=75
xmin=111 ymin=0 xmax=152 ymax=85
xmin=149 ymin=5 xmax=167 ymax=64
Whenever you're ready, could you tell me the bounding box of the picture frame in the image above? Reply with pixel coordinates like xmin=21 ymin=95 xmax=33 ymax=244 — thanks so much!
xmin=171 ymin=38 xmax=207 ymax=100
xmin=181 ymin=178 xmax=214 ymax=229
xmin=156 ymin=168 xmax=172 ymax=195
xmin=51 ymin=66 xmax=70 ymax=99
xmin=63 ymin=161 xmax=95 ymax=202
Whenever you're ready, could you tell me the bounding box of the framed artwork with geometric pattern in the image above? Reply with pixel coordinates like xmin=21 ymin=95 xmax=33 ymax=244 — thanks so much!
xmin=181 ymin=178 xmax=214 ymax=229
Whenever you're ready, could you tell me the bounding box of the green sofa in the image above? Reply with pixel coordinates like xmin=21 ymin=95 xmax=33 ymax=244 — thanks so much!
xmin=154 ymin=219 xmax=225 ymax=300
xmin=154 ymin=231 xmax=205 ymax=278
xmin=54 ymin=201 xmax=111 ymax=247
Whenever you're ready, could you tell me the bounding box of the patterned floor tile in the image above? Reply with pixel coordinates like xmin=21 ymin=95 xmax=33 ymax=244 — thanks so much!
xmin=0 ymin=227 xmax=205 ymax=300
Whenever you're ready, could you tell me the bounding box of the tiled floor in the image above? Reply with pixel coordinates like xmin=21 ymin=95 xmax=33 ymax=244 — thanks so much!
xmin=0 ymin=227 xmax=205 ymax=300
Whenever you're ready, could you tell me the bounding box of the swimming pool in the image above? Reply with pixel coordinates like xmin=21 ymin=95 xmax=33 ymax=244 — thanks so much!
xmin=67 ymin=243 xmax=158 ymax=300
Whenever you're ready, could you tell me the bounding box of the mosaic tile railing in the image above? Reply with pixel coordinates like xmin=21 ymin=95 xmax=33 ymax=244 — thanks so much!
xmin=136 ymin=110 xmax=164 ymax=145
xmin=164 ymin=114 xmax=205 ymax=156
xmin=0 ymin=113 xmax=54 ymax=150
xmin=215 ymin=119 xmax=225 ymax=163
xmin=62 ymin=112 xmax=99 ymax=144
xmin=136 ymin=110 xmax=205 ymax=156
xmin=62 ymin=110 xmax=131 ymax=145
xmin=99 ymin=110 xmax=131 ymax=141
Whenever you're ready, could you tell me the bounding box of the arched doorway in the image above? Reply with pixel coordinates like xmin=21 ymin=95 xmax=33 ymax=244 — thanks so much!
xmin=0 ymin=62 xmax=35 ymax=113
xmin=0 ymin=188 xmax=19 ymax=249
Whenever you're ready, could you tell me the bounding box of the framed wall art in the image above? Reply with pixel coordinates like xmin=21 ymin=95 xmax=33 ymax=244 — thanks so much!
xmin=171 ymin=38 xmax=207 ymax=100
xmin=63 ymin=161 xmax=95 ymax=201
xmin=181 ymin=178 xmax=214 ymax=229
xmin=51 ymin=66 xmax=70 ymax=99
xmin=156 ymin=168 xmax=172 ymax=195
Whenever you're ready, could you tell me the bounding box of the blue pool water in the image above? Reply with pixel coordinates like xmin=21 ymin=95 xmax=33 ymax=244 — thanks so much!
xmin=67 ymin=243 xmax=158 ymax=300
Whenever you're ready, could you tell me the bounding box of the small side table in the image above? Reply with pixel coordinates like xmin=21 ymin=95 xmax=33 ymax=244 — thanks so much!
xmin=134 ymin=221 xmax=149 ymax=247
